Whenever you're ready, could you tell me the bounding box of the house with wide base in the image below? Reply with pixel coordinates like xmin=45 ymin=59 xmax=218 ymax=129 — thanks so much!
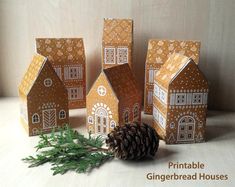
xmin=87 ymin=64 xmax=141 ymax=134
xmin=153 ymin=53 xmax=208 ymax=144
xmin=19 ymin=54 xmax=69 ymax=136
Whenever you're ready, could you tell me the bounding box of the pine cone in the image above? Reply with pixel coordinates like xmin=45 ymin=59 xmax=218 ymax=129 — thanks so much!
xmin=106 ymin=122 xmax=159 ymax=160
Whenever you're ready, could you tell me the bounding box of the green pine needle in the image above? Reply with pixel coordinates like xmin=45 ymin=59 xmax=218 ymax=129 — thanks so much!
xmin=22 ymin=125 xmax=114 ymax=175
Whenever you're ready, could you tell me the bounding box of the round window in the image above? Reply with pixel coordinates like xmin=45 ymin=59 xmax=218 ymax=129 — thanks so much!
xmin=97 ymin=86 xmax=106 ymax=96
xmin=44 ymin=78 xmax=52 ymax=87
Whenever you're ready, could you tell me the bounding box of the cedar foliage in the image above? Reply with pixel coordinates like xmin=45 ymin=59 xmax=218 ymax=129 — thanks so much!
xmin=22 ymin=126 xmax=113 ymax=175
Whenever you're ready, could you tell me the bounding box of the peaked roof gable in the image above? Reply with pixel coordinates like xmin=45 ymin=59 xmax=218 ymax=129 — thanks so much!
xmin=156 ymin=53 xmax=194 ymax=88
xmin=103 ymin=64 xmax=141 ymax=101
xmin=36 ymin=38 xmax=85 ymax=64
xmin=146 ymin=39 xmax=200 ymax=65
xmin=19 ymin=54 xmax=47 ymax=97
xmin=102 ymin=18 xmax=133 ymax=45
xmin=86 ymin=72 xmax=118 ymax=101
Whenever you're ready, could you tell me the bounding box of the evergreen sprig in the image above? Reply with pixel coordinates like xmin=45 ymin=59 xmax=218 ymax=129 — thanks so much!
xmin=22 ymin=125 xmax=114 ymax=175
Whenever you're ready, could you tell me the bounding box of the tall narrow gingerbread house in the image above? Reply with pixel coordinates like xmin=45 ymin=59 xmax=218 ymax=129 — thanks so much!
xmin=19 ymin=54 xmax=69 ymax=136
xmin=102 ymin=18 xmax=133 ymax=69
xmin=153 ymin=53 xmax=208 ymax=144
xmin=144 ymin=39 xmax=201 ymax=114
xmin=87 ymin=64 xmax=142 ymax=135
xmin=36 ymin=38 xmax=86 ymax=109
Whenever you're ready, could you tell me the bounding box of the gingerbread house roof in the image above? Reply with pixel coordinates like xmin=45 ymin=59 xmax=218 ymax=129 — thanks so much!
xmin=146 ymin=39 xmax=200 ymax=65
xmin=102 ymin=18 xmax=133 ymax=45
xmin=36 ymin=38 xmax=85 ymax=64
xmin=156 ymin=53 xmax=197 ymax=88
xmin=103 ymin=64 xmax=140 ymax=101
xmin=19 ymin=54 xmax=47 ymax=97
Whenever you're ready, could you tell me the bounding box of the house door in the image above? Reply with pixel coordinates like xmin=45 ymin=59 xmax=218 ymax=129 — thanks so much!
xmin=42 ymin=109 xmax=56 ymax=129
xmin=95 ymin=107 xmax=108 ymax=134
xmin=177 ymin=116 xmax=195 ymax=142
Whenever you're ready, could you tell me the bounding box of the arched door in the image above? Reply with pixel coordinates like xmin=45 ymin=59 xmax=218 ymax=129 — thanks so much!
xmin=177 ymin=116 xmax=195 ymax=142
xmin=95 ymin=107 xmax=108 ymax=134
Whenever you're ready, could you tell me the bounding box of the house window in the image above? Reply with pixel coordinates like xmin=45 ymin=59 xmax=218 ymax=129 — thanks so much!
xmin=203 ymin=93 xmax=208 ymax=104
xmin=170 ymin=122 xmax=175 ymax=129
xmin=97 ymin=86 xmax=106 ymax=96
xmin=175 ymin=93 xmax=186 ymax=105
xmin=177 ymin=116 xmax=195 ymax=141
xmin=64 ymin=66 xmax=82 ymax=80
xmin=104 ymin=47 xmax=115 ymax=64
xmin=154 ymin=83 xmax=160 ymax=98
xmin=186 ymin=93 xmax=192 ymax=105
xmin=149 ymin=69 xmax=155 ymax=84
xmin=158 ymin=113 xmax=166 ymax=129
xmin=147 ymin=91 xmax=153 ymax=105
xmin=192 ymin=93 xmax=203 ymax=105
xmin=68 ymin=87 xmax=83 ymax=100
xmin=133 ymin=104 xmax=139 ymax=120
xmin=88 ymin=116 xmax=93 ymax=124
xmin=59 ymin=110 xmax=66 ymax=119
xmin=68 ymin=66 xmax=82 ymax=80
xmin=54 ymin=67 xmax=62 ymax=80
xmin=153 ymin=106 xmax=158 ymax=122
xmin=117 ymin=47 xmax=128 ymax=64
xmin=123 ymin=110 xmax=129 ymax=123
xmin=110 ymin=120 xmax=116 ymax=128
xmin=32 ymin=113 xmax=40 ymax=124
xmin=159 ymin=89 xmax=167 ymax=104
xmin=44 ymin=78 xmax=52 ymax=87
xmin=170 ymin=93 xmax=175 ymax=105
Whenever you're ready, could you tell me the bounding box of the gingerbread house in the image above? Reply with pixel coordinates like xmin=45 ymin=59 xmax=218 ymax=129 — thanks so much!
xmin=102 ymin=18 xmax=133 ymax=69
xmin=36 ymin=38 xmax=86 ymax=109
xmin=153 ymin=53 xmax=208 ymax=144
xmin=19 ymin=54 xmax=69 ymax=136
xmin=144 ymin=39 xmax=201 ymax=114
xmin=87 ymin=64 xmax=141 ymax=134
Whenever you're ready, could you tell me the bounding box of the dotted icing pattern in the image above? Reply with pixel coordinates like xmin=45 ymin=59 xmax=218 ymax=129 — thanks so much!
xmin=144 ymin=39 xmax=201 ymax=114
xmin=19 ymin=54 xmax=46 ymax=99
xmin=153 ymin=53 xmax=208 ymax=144
xmin=36 ymin=38 xmax=85 ymax=63
xmin=147 ymin=39 xmax=200 ymax=65
xmin=103 ymin=64 xmax=141 ymax=101
xmin=87 ymin=64 xmax=142 ymax=135
xmin=102 ymin=19 xmax=133 ymax=45
xmin=36 ymin=38 xmax=86 ymax=109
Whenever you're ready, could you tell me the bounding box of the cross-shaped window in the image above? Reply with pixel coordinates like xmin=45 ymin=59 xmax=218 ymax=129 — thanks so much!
xmin=97 ymin=86 xmax=106 ymax=96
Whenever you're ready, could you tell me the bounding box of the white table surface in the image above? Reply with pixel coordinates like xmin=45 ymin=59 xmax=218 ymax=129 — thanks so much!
xmin=0 ymin=97 xmax=235 ymax=187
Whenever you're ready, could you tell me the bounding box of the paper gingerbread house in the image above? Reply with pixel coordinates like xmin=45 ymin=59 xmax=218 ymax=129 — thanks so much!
xmin=102 ymin=18 xmax=133 ymax=69
xmin=144 ymin=39 xmax=201 ymax=114
xmin=19 ymin=54 xmax=69 ymax=136
xmin=87 ymin=64 xmax=142 ymax=134
xmin=36 ymin=38 xmax=86 ymax=109
xmin=153 ymin=53 xmax=208 ymax=144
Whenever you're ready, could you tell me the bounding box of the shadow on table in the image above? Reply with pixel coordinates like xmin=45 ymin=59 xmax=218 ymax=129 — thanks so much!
xmin=120 ymin=147 xmax=177 ymax=167
xmin=206 ymin=124 xmax=235 ymax=142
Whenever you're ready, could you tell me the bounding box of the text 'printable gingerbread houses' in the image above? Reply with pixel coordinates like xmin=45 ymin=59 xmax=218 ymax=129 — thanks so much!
xmin=19 ymin=54 xmax=69 ymax=136
xmin=153 ymin=53 xmax=208 ymax=144
xmin=102 ymin=18 xmax=133 ymax=69
xmin=144 ymin=39 xmax=201 ymax=114
xmin=87 ymin=64 xmax=142 ymax=135
xmin=36 ymin=38 xmax=86 ymax=109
